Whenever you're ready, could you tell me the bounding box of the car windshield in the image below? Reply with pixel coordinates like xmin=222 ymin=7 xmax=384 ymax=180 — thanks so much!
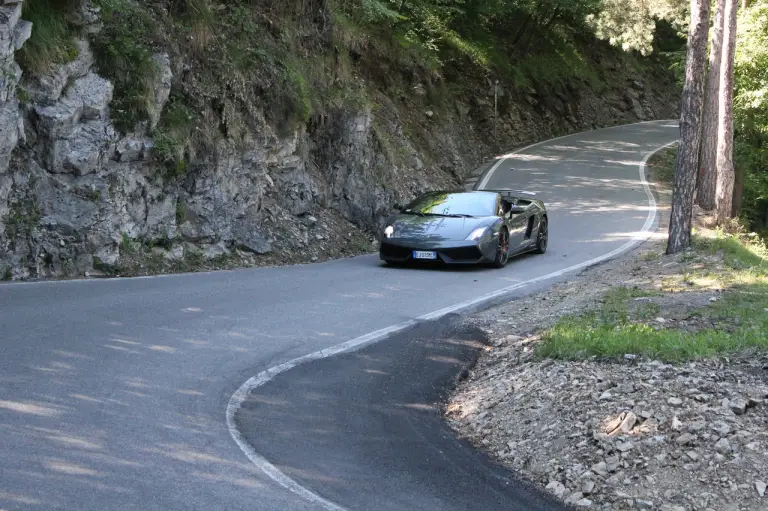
xmin=403 ymin=192 xmax=497 ymax=217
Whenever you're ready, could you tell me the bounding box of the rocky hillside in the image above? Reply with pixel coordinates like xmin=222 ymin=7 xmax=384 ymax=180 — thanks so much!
xmin=0 ymin=0 xmax=681 ymax=280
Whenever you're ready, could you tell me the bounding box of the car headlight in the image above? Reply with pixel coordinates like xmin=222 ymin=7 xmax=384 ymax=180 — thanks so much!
xmin=466 ymin=226 xmax=489 ymax=240
xmin=384 ymin=225 xmax=395 ymax=238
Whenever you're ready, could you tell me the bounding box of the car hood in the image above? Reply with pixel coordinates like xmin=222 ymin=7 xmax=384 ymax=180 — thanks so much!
xmin=389 ymin=215 xmax=493 ymax=241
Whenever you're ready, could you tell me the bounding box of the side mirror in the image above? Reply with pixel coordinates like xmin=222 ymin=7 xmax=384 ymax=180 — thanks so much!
xmin=508 ymin=205 xmax=526 ymax=214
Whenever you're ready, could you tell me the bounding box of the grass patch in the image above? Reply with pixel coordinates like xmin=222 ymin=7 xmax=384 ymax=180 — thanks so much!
xmin=537 ymin=232 xmax=768 ymax=362
xmin=538 ymin=311 xmax=768 ymax=362
xmin=693 ymin=230 xmax=768 ymax=274
xmin=90 ymin=0 xmax=164 ymax=132
xmin=152 ymin=96 xmax=197 ymax=177
xmin=17 ymin=0 xmax=80 ymax=77
xmin=597 ymin=286 xmax=661 ymax=324
xmin=639 ymin=250 xmax=660 ymax=261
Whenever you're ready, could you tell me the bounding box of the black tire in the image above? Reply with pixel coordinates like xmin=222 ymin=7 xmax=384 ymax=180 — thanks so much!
xmin=534 ymin=216 xmax=548 ymax=254
xmin=492 ymin=228 xmax=510 ymax=268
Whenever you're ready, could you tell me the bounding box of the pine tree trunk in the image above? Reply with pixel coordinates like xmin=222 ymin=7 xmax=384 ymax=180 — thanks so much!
xmin=697 ymin=0 xmax=726 ymax=210
xmin=715 ymin=0 xmax=739 ymax=225
xmin=667 ymin=0 xmax=711 ymax=254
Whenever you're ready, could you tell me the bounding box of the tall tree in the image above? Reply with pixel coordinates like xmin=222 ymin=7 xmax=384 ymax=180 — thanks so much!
xmin=667 ymin=0 xmax=711 ymax=254
xmin=697 ymin=0 xmax=726 ymax=210
xmin=715 ymin=0 xmax=740 ymax=224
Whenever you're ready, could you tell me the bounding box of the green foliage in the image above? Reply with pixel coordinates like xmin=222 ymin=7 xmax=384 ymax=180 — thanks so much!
xmin=332 ymin=0 xmax=613 ymax=92
xmin=735 ymin=1 xmax=768 ymax=122
xmin=90 ymin=0 xmax=163 ymax=131
xmin=15 ymin=86 xmax=31 ymax=104
xmin=120 ymin=232 xmax=133 ymax=253
xmin=153 ymin=97 xmax=197 ymax=177
xmin=277 ymin=60 xmax=314 ymax=131
xmin=734 ymin=1 xmax=768 ymax=234
xmin=17 ymin=0 xmax=80 ymax=76
xmin=361 ymin=0 xmax=407 ymax=23
xmin=3 ymin=198 xmax=41 ymax=249
xmin=587 ymin=0 xmax=688 ymax=55
xmin=172 ymin=2 xmax=328 ymax=138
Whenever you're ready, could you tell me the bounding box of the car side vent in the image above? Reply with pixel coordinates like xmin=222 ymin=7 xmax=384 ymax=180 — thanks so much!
xmin=525 ymin=216 xmax=535 ymax=239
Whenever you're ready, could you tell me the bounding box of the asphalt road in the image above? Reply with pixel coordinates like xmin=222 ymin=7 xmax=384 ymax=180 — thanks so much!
xmin=0 ymin=120 xmax=679 ymax=510
xmin=237 ymin=316 xmax=567 ymax=511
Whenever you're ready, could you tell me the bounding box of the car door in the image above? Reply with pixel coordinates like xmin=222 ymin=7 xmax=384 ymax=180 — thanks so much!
xmin=503 ymin=199 xmax=529 ymax=252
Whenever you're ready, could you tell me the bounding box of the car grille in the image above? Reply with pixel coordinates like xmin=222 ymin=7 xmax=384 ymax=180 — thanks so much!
xmin=439 ymin=246 xmax=482 ymax=262
xmin=380 ymin=242 xmax=483 ymax=263
xmin=380 ymin=243 xmax=414 ymax=259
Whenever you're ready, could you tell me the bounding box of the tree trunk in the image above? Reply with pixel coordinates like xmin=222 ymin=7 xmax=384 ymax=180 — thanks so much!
xmin=667 ymin=0 xmax=712 ymax=254
xmin=715 ymin=0 xmax=739 ymax=225
xmin=696 ymin=0 xmax=725 ymax=210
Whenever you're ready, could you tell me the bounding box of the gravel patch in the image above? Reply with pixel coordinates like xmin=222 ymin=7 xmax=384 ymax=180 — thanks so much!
xmin=446 ymin=349 xmax=768 ymax=510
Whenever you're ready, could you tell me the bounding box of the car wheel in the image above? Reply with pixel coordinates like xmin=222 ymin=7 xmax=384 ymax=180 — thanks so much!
xmin=492 ymin=228 xmax=510 ymax=268
xmin=534 ymin=217 xmax=548 ymax=254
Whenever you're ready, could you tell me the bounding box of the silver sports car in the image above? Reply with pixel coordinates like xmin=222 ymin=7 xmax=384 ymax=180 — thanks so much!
xmin=379 ymin=189 xmax=548 ymax=268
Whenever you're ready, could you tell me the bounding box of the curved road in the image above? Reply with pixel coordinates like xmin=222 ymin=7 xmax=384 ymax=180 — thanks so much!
xmin=0 ymin=120 xmax=678 ymax=510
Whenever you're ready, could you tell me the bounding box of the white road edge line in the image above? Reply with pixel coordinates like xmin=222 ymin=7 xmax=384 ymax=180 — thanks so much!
xmin=475 ymin=118 xmax=677 ymax=190
xmin=226 ymin=127 xmax=680 ymax=511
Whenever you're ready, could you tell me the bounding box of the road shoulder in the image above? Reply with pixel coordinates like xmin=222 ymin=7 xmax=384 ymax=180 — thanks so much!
xmin=444 ymin=145 xmax=768 ymax=510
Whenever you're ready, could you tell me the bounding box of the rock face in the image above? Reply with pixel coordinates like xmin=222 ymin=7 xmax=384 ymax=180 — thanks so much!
xmin=1 ymin=1 xmax=25 ymax=173
xmin=0 ymin=1 xmax=681 ymax=280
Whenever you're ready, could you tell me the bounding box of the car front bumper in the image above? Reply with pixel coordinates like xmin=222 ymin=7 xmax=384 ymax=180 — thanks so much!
xmin=379 ymin=238 xmax=497 ymax=264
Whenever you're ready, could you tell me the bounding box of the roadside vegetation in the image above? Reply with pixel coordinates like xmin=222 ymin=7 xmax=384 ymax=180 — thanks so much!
xmin=538 ymin=230 xmax=768 ymax=361
xmin=539 ymin=144 xmax=768 ymax=362
xmin=734 ymin=1 xmax=768 ymax=236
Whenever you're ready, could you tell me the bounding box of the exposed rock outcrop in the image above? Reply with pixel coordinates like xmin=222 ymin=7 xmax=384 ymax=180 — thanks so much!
xmin=1 ymin=1 xmax=26 ymax=174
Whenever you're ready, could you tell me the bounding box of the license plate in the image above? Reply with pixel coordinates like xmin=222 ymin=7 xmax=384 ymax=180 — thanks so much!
xmin=413 ymin=250 xmax=437 ymax=260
